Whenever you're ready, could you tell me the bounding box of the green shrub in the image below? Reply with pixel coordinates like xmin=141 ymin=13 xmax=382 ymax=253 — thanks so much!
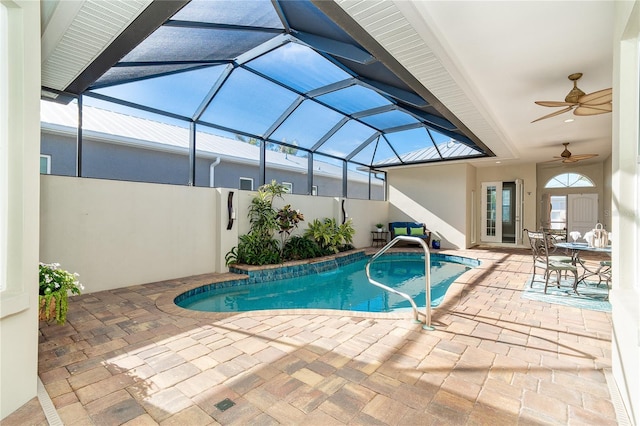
xmin=282 ymin=236 xmax=322 ymax=261
xmin=339 ymin=243 xmax=355 ymax=252
xmin=248 ymin=180 xmax=286 ymax=240
xmin=226 ymin=180 xmax=307 ymax=266
xmin=275 ymin=204 xmax=304 ymax=253
xmin=226 ymin=182 xmax=357 ymax=266
xmin=304 ymin=218 xmax=355 ymax=254
xmin=225 ymin=232 xmax=281 ymax=266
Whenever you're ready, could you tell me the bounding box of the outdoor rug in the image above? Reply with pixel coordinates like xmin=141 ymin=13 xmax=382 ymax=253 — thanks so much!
xmin=522 ymin=275 xmax=611 ymax=312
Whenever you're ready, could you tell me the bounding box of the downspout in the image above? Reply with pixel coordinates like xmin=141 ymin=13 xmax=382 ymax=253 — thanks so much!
xmin=209 ymin=157 xmax=221 ymax=188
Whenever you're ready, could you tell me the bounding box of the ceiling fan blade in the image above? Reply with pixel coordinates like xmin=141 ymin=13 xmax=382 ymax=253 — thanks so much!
xmin=531 ymin=106 xmax=574 ymax=123
xmin=568 ymin=153 xmax=598 ymax=160
xmin=574 ymin=104 xmax=612 ymax=116
xmin=579 ymin=88 xmax=612 ymax=105
xmin=545 ymin=141 xmax=599 ymax=164
xmin=535 ymin=101 xmax=576 ymax=107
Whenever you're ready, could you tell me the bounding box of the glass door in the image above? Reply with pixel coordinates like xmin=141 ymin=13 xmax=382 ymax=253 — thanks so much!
xmin=481 ymin=181 xmax=523 ymax=244
xmin=549 ymin=195 xmax=567 ymax=230
xmin=501 ymin=182 xmax=516 ymax=243
xmin=481 ymin=182 xmax=502 ymax=242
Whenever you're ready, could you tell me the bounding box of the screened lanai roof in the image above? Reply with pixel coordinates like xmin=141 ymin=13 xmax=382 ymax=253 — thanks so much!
xmin=51 ymin=0 xmax=492 ymax=169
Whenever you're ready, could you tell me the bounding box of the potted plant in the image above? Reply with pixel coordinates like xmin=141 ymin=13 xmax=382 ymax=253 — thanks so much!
xmin=375 ymin=223 xmax=384 ymax=232
xmin=39 ymin=262 xmax=83 ymax=325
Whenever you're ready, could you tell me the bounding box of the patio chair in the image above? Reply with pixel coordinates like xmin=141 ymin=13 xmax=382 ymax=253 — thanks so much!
xmin=525 ymin=229 xmax=579 ymax=294
xmin=596 ymin=260 xmax=611 ymax=300
xmin=542 ymin=227 xmax=567 ymax=253
xmin=538 ymin=228 xmax=572 ymax=277
xmin=545 ymin=233 xmax=573 ymax=265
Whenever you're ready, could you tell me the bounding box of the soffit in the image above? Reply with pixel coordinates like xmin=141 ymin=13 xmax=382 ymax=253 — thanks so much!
xmin=41 ymin=0 xmax=152 ymax=92
xmin=335 ymin=0 xmax=615 ymax=166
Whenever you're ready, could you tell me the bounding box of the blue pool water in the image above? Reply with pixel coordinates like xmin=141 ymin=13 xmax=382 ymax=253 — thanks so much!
xmin=176 ymin=254 xmax=476 ymax=313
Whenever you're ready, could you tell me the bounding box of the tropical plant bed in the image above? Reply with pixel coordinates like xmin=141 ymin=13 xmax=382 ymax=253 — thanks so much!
xmin=228 ymin=249 xmax=366 ymax=284
xmin=225 ymin=181 xmax=355 ymax=267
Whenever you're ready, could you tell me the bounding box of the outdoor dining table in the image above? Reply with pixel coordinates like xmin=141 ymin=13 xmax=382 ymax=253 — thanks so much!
xmin=555 ymin=242 xmax=612 ymax=285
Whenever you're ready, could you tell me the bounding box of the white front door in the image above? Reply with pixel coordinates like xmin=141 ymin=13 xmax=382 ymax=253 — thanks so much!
xmin=567 ymin=193 xmax=599 ymax=236
xmin=481 ymin=182 xmax=502 ymax=242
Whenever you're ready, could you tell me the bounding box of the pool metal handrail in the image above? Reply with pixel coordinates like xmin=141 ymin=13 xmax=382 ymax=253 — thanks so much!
xmin=365 ymin=236 xmax=434 ymax=330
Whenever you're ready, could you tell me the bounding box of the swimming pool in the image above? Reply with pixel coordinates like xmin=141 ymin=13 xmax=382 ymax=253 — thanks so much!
xmin=176 ymin=253 xmax=478 ymax=314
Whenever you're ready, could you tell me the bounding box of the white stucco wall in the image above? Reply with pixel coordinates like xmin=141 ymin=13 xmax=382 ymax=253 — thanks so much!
xmin=611 ymin=1 xmax=640 ymax=423
xmin=0 ymin=0 xmax=40 ymax=419
xmin=40 ymin=180 xmax=390 ymax=294
xmin=214 ymin=187 xmax=237 ymax=273
xmin=387 ymin=164 xmax=469 ymax=249
xmin=40 ymin=176 xmax=219 ymax=293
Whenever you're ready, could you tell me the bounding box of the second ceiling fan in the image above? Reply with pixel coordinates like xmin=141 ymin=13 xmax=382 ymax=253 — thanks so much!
xmin=546 ymin=143 xmax=598 ymax=163
xmin=532 ymin=73 xmax=612 ymax=123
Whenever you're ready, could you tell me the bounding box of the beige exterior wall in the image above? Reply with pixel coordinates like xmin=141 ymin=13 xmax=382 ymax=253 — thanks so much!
xmin=387 ymin=164 xmax=469 ymax=249
xmin=342 ymin=198 xmax=389 ymax=248
xmin=0 ymin=0 xmax=40 ymax=419
xmin=388 ymin=162 xmax=539 ymax=249
xmin=611 ymin=1 xmax=640 ymax=423
xmin=40 ymin=176 xmax=219 ymax=293
xmin=475 ymin=162 xmax=538 ymax=244
xmin=537 ymin=161 xmax=609 ymax=230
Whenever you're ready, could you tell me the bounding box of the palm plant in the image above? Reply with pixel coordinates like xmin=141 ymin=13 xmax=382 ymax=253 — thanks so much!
xmin=227 ymin=180 xmax=303 ymax=266
xmin=304 ymin=218 xmax=355 ymax=254
xmin=248 ymin=180 xmax=286 ymax=239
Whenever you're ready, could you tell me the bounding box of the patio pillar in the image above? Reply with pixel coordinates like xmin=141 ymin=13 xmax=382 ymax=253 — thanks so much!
xmin=259 ymin=139 xmax=266 ymax=187
xmin=342 ymin=160 xmax=347 ymax=198
xmin=308 ymin=152 xmax=314 ymax=195
xmin=76 ymin=95 xmax=83 ymax=177
xmin=188 ymin=121 xmax=196 ymax=186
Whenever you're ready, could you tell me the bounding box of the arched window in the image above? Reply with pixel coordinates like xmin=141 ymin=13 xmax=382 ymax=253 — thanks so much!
xmin=544 ymin=173 xmax=595 ymax=189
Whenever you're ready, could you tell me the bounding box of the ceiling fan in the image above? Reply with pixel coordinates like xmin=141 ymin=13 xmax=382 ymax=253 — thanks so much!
xmin=532 ymin=73 xmax=612 ymax=123
xmin=545 ymin=142 xmax=598 ymax=163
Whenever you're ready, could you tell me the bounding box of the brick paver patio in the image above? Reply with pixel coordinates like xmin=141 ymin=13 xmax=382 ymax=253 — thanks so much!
xmin=5 ymin=247 xmax=619 ymax=425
